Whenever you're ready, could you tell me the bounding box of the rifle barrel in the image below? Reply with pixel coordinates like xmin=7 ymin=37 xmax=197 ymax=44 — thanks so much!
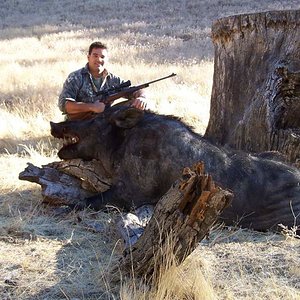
xmin=143 ymin=73 xmax=176 ymax=86
xmin=101 ymin=73 xmax=177 ymax=103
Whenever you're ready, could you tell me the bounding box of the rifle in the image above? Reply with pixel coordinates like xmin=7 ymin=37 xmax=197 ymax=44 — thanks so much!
xmin=67 ymin=73 xmax=176 ymax=120
xmin=98 ymin=72 xmax=176 ymax=105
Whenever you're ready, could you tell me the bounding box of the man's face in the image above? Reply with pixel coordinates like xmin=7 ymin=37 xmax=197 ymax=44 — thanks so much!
xmin=87 ymin=47 xmax=108 ymax=76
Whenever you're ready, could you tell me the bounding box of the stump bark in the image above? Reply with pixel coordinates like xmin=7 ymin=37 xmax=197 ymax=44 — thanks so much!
xmin=205 ymin=10 xmax=300 ymax=164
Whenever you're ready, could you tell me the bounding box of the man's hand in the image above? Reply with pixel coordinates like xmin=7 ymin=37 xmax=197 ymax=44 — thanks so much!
xmin=131 ymin=97 xmax=147 ymax=110
xmin=130 ymin=90 xmax=147 ymax=110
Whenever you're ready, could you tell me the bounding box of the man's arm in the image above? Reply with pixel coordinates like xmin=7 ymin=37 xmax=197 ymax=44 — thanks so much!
xmin=58 ymin=72 xmax=106 ymax=119
xmin=64 ymin=86 xmax=145 ymax=114
xmin=58 ymin=70 xmax=106 ymax=115
xmin=65 ymin=100 xmax=105 ymax=114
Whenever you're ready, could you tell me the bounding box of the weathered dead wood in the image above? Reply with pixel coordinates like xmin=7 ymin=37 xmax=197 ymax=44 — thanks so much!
xmin=18 ymin=159 xmax=112 ymax=206
xmin=18 ymin=162 xmax=93 ymax=206
xmin=19 ymin=159 xmax=232 ymax=281
xmin=48 ymin=159 xmax=112 ymax=192
xmin=205 ymin=10 xmax=300 ymax=164
xmin=116 ymin=162 xmax=232 ymax=280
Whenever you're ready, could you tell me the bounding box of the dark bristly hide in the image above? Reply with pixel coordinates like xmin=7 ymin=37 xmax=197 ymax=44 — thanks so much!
xmin=50 ymin=106 xmax=300 ymax=232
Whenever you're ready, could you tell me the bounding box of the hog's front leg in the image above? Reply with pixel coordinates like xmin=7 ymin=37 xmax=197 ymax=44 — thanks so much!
xmin=84 ymin=187 xmax=132 ymax=211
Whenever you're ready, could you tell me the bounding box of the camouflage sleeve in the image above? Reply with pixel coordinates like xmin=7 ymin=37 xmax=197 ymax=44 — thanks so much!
xmin=58 ymin=72 xmax=82 ymax=113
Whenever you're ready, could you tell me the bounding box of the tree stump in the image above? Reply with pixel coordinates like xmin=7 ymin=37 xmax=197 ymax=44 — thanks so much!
xmin=116 ymin=162 xmax=232 ymax=280
xmin=205 ymin=10 xmax=300 ymax=164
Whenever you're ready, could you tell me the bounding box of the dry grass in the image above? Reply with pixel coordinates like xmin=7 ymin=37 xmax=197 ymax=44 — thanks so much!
xmin=1 ymin=0 xmax=300 ymax=299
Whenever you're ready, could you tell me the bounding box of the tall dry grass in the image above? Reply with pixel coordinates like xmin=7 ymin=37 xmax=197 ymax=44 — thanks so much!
xmin=1 ymin=1 xmax=300 ymax=299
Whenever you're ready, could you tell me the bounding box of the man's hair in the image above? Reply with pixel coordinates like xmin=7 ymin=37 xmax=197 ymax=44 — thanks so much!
xmin=88 ymin=41 xmax=108 ymax=55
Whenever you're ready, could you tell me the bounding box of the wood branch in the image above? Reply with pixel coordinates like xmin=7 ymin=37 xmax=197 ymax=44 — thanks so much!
xmin=19 ymin=162 xmax=95 ymax=206
xmin=19 ymin=159 xmax=111 ymax=206
xmin=205 ymin=10 xmax=300 ymax=164
xmin=48 ymin=159 xmax=112 ymax=192
xmin=115 ymin=162 xmax=233 ymax=280
xmin=18 ymin=160 xmax=112 ymax=206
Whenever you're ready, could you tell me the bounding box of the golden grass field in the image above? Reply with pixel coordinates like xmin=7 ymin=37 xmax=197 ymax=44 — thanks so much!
xmin=1 ymin=1 xmax=300 ymax=299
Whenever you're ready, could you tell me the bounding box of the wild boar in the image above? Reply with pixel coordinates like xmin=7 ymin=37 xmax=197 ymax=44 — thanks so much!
xmin=50 ymin=106 xmax=300 ymax=231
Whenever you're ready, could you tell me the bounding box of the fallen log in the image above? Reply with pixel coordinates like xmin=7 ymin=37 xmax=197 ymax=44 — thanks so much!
xmin=18 ymin=159 xmax=112 ymax=206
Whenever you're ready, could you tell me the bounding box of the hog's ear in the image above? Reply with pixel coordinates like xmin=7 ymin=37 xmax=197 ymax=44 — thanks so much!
xmin=110 ymin=108 xmax=144 ymax=128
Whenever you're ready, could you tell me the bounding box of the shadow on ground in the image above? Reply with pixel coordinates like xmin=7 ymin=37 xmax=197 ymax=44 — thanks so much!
xmin=0 ymin=187 xmax=122 ymax=299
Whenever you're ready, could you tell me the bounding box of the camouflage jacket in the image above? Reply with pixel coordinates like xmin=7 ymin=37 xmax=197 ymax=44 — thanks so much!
xmin=58 ymin=64 xmax=125 ymax=113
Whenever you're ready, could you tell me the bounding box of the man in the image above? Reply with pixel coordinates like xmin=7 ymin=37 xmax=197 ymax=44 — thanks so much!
xmin=58 ymin=41 xmax=147 ymax=119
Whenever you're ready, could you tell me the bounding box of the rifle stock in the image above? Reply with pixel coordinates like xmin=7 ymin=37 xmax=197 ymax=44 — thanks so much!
xmin=103 ymin=83 xmax=149 ymax=105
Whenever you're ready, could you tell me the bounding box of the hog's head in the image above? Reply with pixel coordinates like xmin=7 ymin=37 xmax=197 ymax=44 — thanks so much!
xmin=50 ymin=107 xmax=144 ymax=161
